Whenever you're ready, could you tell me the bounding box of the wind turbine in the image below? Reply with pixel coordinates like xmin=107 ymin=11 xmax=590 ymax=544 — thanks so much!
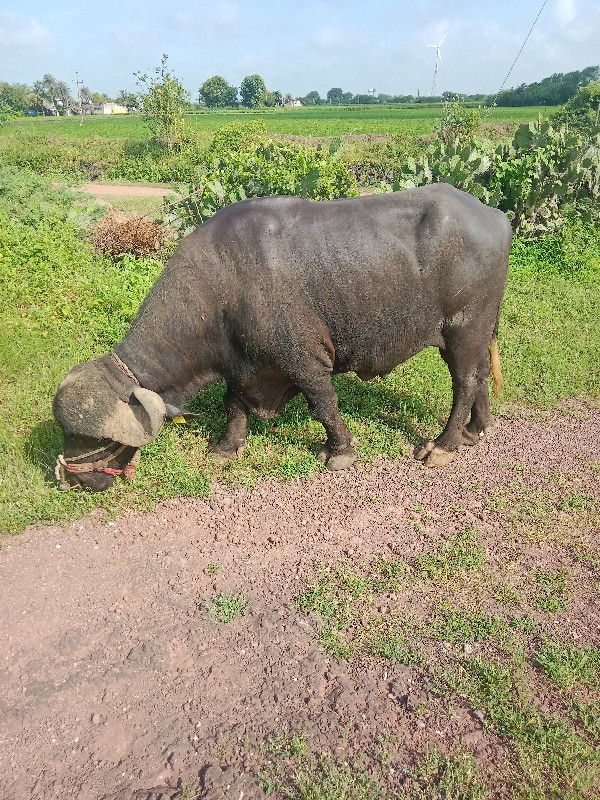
xmin=426 ymin=33 xmax=447 ymax=95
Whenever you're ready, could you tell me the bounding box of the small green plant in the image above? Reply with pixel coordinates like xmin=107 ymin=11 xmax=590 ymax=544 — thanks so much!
xmin=415 ymin=528 xmax=486 ymax=580
xmin=180 ymin=784 xmax=197 ymax=800
xmin=135 ymin=54 xmax=191 ymax=150
xmin=209 ymin=592 xmax=248 ymax=623
xmin=534 ymin=638 xmax=600 ymax=689
xmin=533 ymin=570 xmax=570 ymax=612
xmin=204 ymin=562 xmax=221 ymax=578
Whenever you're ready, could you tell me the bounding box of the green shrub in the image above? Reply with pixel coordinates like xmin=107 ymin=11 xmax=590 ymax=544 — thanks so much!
xmin=434 ymin=101 xmax=482 ymax=144
xmin=164 ymin=121 xmax=357 ymax=234
xmin=395 ymin=116 xmax=600 ymax=236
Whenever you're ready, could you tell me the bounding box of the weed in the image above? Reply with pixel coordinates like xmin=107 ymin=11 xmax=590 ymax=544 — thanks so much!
xmin=508 ymin=615 xmax=537 ymax=635
xmin=533 ymin=570 xmax=570 ymax=612
xmin=558 ymin=493 xmax=594 ymax=513
xmin=569 ymin=699 xmax=600 ymax=739
xmin=204 ymin=562 xmax=221 ymax=578
xmin=429 ymin=605 xmax=508 ymax=644
xmin=415 ymin=528 xmax=486 ymax=580
xmin=369 ymin=629 xmax=423 ymax=665
xmin=534 ymin=638 xmax=600 ymax=689
xmin=180 ymin=785 xmax=197 ymax=800
xmin=405 ymin=749 xmax=490 ymax=800
xmin=209 ymin=592 xmax=248 ymax=623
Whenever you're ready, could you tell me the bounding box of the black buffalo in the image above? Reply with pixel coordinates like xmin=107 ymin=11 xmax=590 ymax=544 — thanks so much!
xmin=53 ymin=185 xmax=511 ymax=491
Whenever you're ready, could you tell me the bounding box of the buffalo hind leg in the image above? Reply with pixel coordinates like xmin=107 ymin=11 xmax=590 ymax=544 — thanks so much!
xmin=302 ymin=377 xmax=356 ymax=471
xmin=209 ymin=389 xmax=248 ymax=463
xmin=416 ymin=335 xmax=489 ymax=468
xmin=462 ymin=384 xmax=494 ymax=446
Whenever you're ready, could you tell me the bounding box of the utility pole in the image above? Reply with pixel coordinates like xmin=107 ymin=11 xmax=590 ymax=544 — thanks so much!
xmin=75 ymin=70 xmax=84 ymax=126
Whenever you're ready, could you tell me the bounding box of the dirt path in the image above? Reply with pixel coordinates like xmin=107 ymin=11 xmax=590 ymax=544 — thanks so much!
xmin=1 ymin=408 xmax=599 ymax=800
xmin=79 ymin=183 xmax=180 ymax=198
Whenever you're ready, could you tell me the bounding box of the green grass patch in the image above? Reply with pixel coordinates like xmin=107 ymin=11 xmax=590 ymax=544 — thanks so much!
xmin=414 ymin=528 xmax=486 ymax=580
xmin=405 ymin=750 xmax=491 ymax=800
xmin=533 ymin=570 xmax=571 ymax=613
xmin=534 ymin=638 xmax=600 ymax=689
xmin=209 ymin=592 xmax=248 ymax=623
xmin=1 ymin=167 xmax=599 ymax=534
xmin=454 ymin=657 xmax=600 ymax=799
xmin=258 ymin=733 xmax=379 ymax=800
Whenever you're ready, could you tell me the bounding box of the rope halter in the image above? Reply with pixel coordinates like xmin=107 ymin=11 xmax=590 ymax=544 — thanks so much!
xmin=55 ymin=441 xmax=141 ymax=491
xmin=55 ymin=352 xmax=142 ymax=490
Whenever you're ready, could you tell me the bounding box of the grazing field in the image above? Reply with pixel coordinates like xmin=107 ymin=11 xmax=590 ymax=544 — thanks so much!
xmin=3 ymin=104 xmax=552 ymax=141
xmin=0 ymin=105 xmax=598 ymax=799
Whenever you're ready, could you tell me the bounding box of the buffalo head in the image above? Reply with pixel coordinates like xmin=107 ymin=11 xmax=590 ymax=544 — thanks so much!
xmin=53 ymin=359 xmax=166 ymax=492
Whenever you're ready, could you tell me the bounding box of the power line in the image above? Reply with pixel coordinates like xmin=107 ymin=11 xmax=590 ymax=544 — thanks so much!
xmin=489 ymin=0 xmax=549 ymax=107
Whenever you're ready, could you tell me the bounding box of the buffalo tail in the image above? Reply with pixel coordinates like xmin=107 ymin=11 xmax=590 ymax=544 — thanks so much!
xmin=489 ymin=339 xmax=503 ymax=398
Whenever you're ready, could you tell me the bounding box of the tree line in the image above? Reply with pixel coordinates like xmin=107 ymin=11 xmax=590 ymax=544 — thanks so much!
xmin=1 ymin=64 xmax=598 ymax=120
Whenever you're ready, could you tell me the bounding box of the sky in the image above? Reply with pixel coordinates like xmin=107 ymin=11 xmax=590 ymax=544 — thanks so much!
xmin=1 ymin=1 xmax=599 ymax=100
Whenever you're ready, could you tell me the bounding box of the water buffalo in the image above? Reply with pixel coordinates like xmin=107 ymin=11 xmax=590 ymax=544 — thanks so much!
xmin=53 ymin=184 xmax=511 ymax=491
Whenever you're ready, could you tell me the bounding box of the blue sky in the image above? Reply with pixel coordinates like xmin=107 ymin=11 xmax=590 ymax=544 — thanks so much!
xmin=1 ymin=1 xmax=598 ymax=99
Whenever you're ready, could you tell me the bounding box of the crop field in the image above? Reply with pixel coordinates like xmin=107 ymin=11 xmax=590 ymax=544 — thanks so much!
xmin=0 ymin=100 xmax=598 ymax=799
xmin=3 ymin=103 xmax=551 ymax=141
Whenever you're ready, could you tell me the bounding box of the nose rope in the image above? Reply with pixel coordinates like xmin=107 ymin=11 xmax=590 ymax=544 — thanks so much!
xmin=55 ymin=353 xmax=143 ymax=490
xmin=110 ymin=352 xmax=140 ymax=385
xmin=55 ymin=443 xmax=141 ymax=491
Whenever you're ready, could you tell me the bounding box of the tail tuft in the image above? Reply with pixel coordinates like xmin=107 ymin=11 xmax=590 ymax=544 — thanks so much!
xmin=489 ymin=339 xmax=503 ymax=398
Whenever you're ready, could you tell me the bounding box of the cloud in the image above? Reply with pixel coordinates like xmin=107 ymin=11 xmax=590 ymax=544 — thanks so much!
xmin=0 ymin=12 xmax=52 ymax=49
xmin=554 ymin=0 xmax=577 ymax=27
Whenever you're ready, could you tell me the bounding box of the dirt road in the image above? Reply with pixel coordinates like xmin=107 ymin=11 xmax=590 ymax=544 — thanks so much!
xmin=1 ymin=407 xmax=598 ymax=799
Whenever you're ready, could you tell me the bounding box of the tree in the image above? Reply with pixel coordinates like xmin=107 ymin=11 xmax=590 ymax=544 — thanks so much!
xmin=264 ymin=90 xmax=283 ymax=107
xmin=302 ymin=90 xmax=321 ymax=106
xmin=327 ymin=87 xmax=343 ymax=104
xmin=0 ymin=82 xmax=32 ymax=114
xmin=240 ymin=74 xmax=267 ymax=108
xmin=135 ymin=54 xmax=190 ymax=150
xmin=33 ymin=73 xmax=71 ymax=111
xmin=199 ymin=75 xmax=238 ymax=108
xmin=116 ymin=90 xmax=138 ymax=108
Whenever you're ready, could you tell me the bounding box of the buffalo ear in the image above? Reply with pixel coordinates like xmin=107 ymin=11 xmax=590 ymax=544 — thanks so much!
xmin=101 ymin=386 xmax=166 ymax=446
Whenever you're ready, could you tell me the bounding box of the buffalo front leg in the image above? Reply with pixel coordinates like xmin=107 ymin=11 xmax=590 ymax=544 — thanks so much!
xmin=416 ymin=338 xmax=488 ymax=468
xmin=302 ymin=377 xmax=356 ymax=471
xmin=209 ymin=389 xmax=248 ymax=463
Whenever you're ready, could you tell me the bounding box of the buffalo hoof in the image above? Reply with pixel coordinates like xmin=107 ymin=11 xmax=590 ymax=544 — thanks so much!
xmin=414 ymin=441 xmax=456 ymax=467
xmin=317 ymin=436 xmax=357 ymax=466
xmin=208 ymin=442 xmax=244 ymax=463
xmin=462 ymin=422 xmax=493 ymax=446
xmin=325 ymin=450 xmax=357 ymax=471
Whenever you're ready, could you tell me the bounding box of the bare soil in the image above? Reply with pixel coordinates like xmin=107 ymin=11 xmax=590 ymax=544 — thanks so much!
xmin=1 ymin=407 xmax=599 ymax=800
xmin=79 ymin=183 xmax=180 ymax=198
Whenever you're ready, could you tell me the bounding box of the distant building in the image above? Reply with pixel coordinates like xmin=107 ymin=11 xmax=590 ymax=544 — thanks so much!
xmin=90 ymin=103 xmax=128 ymax=115
xmin=283 ymin=99 xmax=302 ymax=107
xmin=27 ymin=99 xmax=59 ymax=116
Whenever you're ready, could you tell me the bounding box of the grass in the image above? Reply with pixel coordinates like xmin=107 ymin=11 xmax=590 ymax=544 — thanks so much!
xmin=1 ymin=105 xmax=553 ymax=141
xmin=208 ymin=592 xmax=248 ymax=623
xmin=1 ymin=157 xmax=599 ymax=535
xmin=534 ymin=639 xmax=600 ymax=689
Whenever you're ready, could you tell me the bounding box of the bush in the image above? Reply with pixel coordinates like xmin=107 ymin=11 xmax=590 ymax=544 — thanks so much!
xmin=434 ymin=101 xmax=481 ymax=144
xmin=164 ymin=122 xmax=357 ymax=234
xmin=553 ymin=81 xmax=600 ymax=130
xmin=90 ymin=212 xmax=167 ymax=258
xmin=394 ymin=114 xmax=600 ymax=236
